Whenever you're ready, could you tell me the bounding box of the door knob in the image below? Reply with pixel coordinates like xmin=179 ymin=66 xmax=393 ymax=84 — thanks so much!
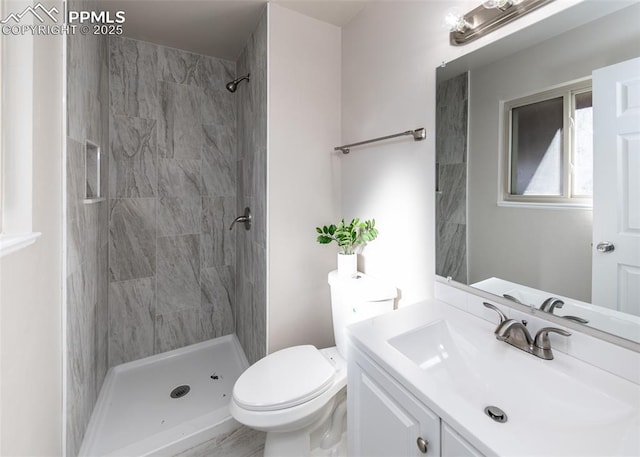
xmin=416 ymin=437 xmax=428 ymax=454
xmin=229 ymin=207 xmax=252 ymax=231
xmin=596 ymin=241 xmax=615 ymax=253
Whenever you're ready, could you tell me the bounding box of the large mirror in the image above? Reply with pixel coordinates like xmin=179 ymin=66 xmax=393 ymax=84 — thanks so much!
xmin=436 ymin=2 xmax=640 ymax=344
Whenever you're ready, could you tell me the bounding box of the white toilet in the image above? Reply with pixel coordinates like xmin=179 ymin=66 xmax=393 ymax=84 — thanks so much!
xmin=230 ymin=271 xmax=397 ymax=457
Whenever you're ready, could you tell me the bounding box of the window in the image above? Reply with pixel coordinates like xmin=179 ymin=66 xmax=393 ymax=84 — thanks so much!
xmin=0 ymin=4 xmax=41 ymax=257
xmin=502 ymin=79 xmax=592 ymax=206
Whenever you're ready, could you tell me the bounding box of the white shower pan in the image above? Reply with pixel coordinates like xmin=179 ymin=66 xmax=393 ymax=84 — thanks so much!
xmin=79 ymin=335 xmax=249 ymax=457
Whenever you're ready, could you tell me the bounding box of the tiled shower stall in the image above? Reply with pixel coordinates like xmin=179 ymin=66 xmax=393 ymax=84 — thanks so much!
xmin=65 ymin=6 xmax=267 ymax=456
xmin=107 ymin=36 xmax=239 ymax=365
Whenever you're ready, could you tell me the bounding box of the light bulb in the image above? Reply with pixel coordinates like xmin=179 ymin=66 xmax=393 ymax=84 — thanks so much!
xmin=483 ymin=0 xmax=515 ymax=9
xmin=442 ymin=8 xmax=470 ymax=33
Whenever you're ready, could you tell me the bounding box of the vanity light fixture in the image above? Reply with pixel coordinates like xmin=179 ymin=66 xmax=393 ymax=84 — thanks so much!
xmin=449 ymin=0 xmax=553 ymax=45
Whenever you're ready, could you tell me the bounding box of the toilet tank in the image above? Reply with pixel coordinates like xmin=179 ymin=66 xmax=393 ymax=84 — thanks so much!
xmin=328 ymin=271 xmax=397 ymax=358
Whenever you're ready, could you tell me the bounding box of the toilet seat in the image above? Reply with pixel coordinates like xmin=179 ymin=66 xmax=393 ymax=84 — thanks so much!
xmin=233 ymin=345 xmax=336 ymax=412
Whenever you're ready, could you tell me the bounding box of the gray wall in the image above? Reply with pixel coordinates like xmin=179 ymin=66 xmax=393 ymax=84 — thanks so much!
xmin=467 ymin=5 xmax=640 ymax=302
xmin=107 ymin=36 xmax=238 ymax=365
xmin=66 ymin=8 xmax=110 ymax=455
xmin=436 ymin=72 xmax=468 ymax=284
xmin=235 ymin=9 xmax=268 ymax=365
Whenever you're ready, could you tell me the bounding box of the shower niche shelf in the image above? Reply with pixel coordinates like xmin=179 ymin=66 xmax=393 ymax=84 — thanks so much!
xmin=83 ymin=140 xmax=105 ymax=204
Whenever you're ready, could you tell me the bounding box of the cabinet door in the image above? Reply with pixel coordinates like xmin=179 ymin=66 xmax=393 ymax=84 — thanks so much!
xmin=442 ymin=422 xmax=484 ymax=457
xmin=349 ymin=355 xmax=440 ymax=457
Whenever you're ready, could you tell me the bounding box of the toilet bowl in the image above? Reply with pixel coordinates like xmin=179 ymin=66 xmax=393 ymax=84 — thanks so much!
xmin=230 ymin=271 xmax=397 ymax=457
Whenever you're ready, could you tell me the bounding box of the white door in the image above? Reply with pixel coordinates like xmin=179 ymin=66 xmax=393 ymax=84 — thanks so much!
xmin=592 ymin=57 xmax=640 ymax=316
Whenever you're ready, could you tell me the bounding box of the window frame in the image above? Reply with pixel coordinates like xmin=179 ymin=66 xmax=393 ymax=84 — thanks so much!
xmin=500 ymin=77 xmax=593 ymax=208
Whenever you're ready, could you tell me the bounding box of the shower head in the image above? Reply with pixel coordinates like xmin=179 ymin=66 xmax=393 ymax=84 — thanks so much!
xmin=225 ymin=73 xmax=250 ymax=93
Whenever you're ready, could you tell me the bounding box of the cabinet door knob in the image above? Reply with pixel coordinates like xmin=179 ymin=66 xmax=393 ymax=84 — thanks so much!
xmin=416 ymin=437 xmax=429 ymax=454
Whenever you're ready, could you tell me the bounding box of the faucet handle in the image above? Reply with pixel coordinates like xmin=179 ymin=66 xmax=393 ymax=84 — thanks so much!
xmin=540 ymin=297 xmax=565 ymax=313
xmin=533 ymin=327 xmax=571 ymax=351
xmin=483 ymin=302 xmax=508 ymax=324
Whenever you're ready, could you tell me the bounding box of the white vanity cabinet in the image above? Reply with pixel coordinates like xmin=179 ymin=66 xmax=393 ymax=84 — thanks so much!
xmin=348 ymin=347 xmax=440 ymax=456
xmin=347 ymin=299 xmax=640 ymax=457
xmin=441 ymin=423 xmax=483 ymax=457
xmin=348 ymin=345 xmax=483 ymax=457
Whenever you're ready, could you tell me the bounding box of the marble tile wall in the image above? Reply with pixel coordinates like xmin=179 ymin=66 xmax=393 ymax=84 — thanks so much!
xmin=66 ymin=0 xmax=110 ymax=453
xmin=235 ymin=9 xmax=268 ymax=365
xmin=108 ymin=36 xmax=238 ymax=367
xmin=436 ymin=72 xmax=468 ymax=284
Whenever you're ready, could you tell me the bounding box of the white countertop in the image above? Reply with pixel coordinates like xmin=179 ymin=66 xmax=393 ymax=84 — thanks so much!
xmin=347 ymin=299 xmax=640 ymax=457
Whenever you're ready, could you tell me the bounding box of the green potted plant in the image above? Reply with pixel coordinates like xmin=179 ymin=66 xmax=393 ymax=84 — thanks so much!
xmin=315 ymin=218 xmax=379 ymax=277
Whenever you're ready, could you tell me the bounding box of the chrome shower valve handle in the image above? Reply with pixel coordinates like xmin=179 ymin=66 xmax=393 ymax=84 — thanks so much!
xmin=229 ymin=207 xmax=252 ymax=231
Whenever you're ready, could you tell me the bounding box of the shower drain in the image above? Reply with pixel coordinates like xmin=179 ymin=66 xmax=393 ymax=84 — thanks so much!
xmin=170 ymin=385 xmax=191 ymax=399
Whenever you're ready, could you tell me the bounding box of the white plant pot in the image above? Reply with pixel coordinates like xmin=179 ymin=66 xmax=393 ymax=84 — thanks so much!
xmin=337 ymin=253 xmax=357 ymax=278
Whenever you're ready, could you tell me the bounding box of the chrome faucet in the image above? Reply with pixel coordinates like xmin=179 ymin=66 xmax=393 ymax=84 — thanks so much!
xmin=495 ymin=319 xmax=532 ymax=347
xmin=483 ymin=302 xmax=571 ymax=360
xmin=539 ymin=297 xmax=589 ymax=324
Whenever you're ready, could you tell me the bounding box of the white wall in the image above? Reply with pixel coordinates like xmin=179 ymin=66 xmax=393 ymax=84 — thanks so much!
xmin=268 ymin=4 xmax=342 ymax=352
xmin=341 ymin=1 xmax=467 ymax=307
xmin=0 ymin=17 xmax=63 ymax=455
xmin=340 ymin=0 xmax=622 ymax=308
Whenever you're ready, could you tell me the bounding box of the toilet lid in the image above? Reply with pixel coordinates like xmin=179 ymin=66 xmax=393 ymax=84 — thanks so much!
xmin=232 ymin=345 xmax=336 ymax=412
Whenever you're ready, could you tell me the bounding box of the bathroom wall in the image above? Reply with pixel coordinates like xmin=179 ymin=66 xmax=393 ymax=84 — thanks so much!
xmin=341 ymin=2 xmax=441 ymax=308
xmin=235 ymin=8 xmax=268 ymax=364
xmin=66 ymin=11 xmax=110 ymax=456
xmin=0 ymin=1 xmax=63 ymax=453
xmin=267 ymin=4 xmax=342 ymax=353
xmin=436 ymin=72 xmax=468 ymax=284
xmin=108 ymin=37 xmax=238 ymax=365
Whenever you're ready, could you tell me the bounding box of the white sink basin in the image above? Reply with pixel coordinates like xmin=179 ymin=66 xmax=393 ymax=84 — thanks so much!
xmin=348 ymin=300 xmax=640 ymax=456
xmin=388 ymin=319 xmax=636 ymax=433
xmin=388 ymin=319 xmax=488 ymax=405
